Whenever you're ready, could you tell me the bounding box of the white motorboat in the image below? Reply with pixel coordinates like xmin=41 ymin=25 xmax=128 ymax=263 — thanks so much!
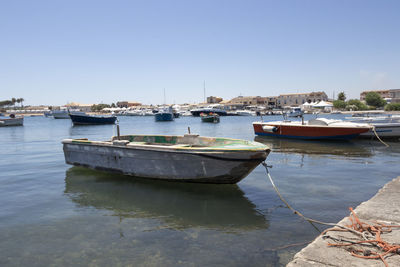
xmin=286 ymin=107 xmax=303 ymax=117
xmin=52 ymin=109 xmax=85 ymax=119
xmin=126 ymin=110 xmax=143 ymax=116
xmin=236 ymin=110 xmax=256 ymax=116
xmin=347 ymin=116 xmax=400 ymax=138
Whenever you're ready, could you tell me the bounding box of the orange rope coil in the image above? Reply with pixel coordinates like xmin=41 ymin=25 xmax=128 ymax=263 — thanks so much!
xmin=324 ymin=207 xmax=400 ymax=267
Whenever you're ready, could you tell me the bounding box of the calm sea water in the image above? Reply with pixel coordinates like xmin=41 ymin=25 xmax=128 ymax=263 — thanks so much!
xmin=1 ymin=115 xmax=400 ymax=266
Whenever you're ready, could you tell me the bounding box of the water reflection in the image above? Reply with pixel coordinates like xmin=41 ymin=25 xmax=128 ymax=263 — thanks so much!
xmin=64 ymin=167 xmax=269 ymax=231
xmin=68 ymin=125 xmax=117 ymax=139
xmin=254 ymin=136 xmax=372 ymax=157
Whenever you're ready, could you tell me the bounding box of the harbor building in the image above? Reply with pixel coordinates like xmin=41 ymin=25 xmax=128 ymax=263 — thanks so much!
xmin=117 ymin=101 xmax=142 ymax=108
xmin=276 ymin=92 xmax=328 ymax=108
xmin=219 ymin=96 xmax=270 ymax=110
xmin=360 ymin=89 xmax=400 ymax=103
xmin=227 ymin=96 xmax=269 ymax=106
xmin=206 ymin=96 xmax=223 ymax=104
xmin=266 ymin=97 xmax=278 ymax=109
xmin=65 ymin=102 xmax=93 ymax=112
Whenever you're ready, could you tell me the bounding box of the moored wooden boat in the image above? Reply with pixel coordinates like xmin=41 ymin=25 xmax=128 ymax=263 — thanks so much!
xmin=69 ymin=113 xmax=117 ymax=125
xmin=0 ymin=115 xmax=24 ymax=127
xmin=200 ymin=112 xmax=220 ymax=123
xmin=253 ymin=118 xmax=372 ymax=140
xmin=62 ymin=134 xmax=270 ymax=183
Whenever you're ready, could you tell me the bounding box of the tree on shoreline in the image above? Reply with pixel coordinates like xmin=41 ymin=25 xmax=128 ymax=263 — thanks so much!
xmin=0 ymin=98 xmax=25 ymax=109
xmin=91 ymin=104 xmax=111 ymax=112
xmin=365 ymin=92 xmax=386 ymax=108
xmin=338 ymin=92 xmax=346 ymax=101
xmin=333 ymin=100 xmax=346 ymax=109
xmin=0 ymin=100 xmax=13 ymax=107
xmin=385 ymin=103 xmax=400 ymax=111
xmin=17 ymin=98 xmax=24 ymax=107
xmin=346 ymin=99 xmax=369 ymax=111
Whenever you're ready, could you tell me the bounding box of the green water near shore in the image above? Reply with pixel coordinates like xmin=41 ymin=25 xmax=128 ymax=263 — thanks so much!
xmin=1 ymin=115 xmax=399 ymax=266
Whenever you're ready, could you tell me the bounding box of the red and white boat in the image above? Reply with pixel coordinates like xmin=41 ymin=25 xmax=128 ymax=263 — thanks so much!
xmin=253 ymin=118 xmax=372 ymax=140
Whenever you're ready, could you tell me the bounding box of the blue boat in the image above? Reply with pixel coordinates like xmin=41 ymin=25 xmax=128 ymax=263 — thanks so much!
xmin=155 ymin=107 xmax=174 ymax=122
xmin=69 ymin=114 xmax=117 ymax=125
xmin=155 ymin=112 xmax=174 ymax=121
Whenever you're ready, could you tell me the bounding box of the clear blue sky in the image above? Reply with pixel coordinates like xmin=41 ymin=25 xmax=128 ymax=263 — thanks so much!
xmin=1 ymin=0 xmax=399 ymax=106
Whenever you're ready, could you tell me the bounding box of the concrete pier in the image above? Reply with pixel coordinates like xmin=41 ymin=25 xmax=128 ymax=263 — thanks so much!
xmin=287 ymin=176 xmax=400 ymax=267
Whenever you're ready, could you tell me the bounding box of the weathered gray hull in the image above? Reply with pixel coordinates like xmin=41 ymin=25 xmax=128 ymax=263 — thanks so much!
xmin=0 ymin=117 xmax=23 ymax=127
xmin=63 ymin=142 xmax=268 ymax=184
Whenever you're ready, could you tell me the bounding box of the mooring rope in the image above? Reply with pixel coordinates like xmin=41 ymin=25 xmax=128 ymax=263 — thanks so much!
xmin=261 ymin=162 xmax=367 ymax=237
xmin=371 ymin=125 xmax=389 ymax=147
xmin=262 ymin=162 xmax=400 ymax=266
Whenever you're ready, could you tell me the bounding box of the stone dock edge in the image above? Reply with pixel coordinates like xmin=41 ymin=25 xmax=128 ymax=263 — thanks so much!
xmin=287 ymin=176 xmax=400 ymax=267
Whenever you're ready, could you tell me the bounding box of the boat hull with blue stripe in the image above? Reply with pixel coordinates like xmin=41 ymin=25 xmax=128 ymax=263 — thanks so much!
xmin=253 ymin=118 xmax=371 ymax=140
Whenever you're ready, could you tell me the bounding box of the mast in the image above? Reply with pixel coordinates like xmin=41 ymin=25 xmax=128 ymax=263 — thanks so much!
xmin=203 ymin=80 xmax=206 ymax=103
xmin=163 ymin=88 xmax=166 ymax=106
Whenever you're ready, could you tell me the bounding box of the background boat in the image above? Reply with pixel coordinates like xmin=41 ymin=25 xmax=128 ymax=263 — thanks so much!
xmin=346 ymin=116 xmax=400 ymax=139
xmin=52 ymin=109 xmax=85 ymax=119
xmin=155 ymin=106 xmax=174 ymax=121
xmin=236 ymin=110 xmax=256 ymax=116
xmin=0 ymin=115 xmax=24 ymax=127
xmin=200 ymin=112 xmax=220 ymax=123
xmin=286 ymin=107 xmax=303 ymax=117
xmin=69 ymin=113 xmax=117 ymax=125
xmin=253 ymin=118 xmax=371 ymax=140
xmin=191 ymin=106 xmax=227 ymax=117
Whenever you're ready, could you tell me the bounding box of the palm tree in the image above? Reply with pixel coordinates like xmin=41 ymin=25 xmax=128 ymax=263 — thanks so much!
xmin=16 ymin=98 xmax=21 ymax=108
xmin=11 ymin=98 xmax=16 ymax=109
xmin=338 ymin=92 xmax=346 ymax=101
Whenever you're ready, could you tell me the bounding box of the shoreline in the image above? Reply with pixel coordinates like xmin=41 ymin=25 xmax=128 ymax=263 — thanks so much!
xmin=3 ymin=110 xmax=400 ymax=117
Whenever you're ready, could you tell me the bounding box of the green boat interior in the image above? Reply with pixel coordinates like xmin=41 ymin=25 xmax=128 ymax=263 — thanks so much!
xmin=68 ymin=134 xmax=268 ymax=151
xmin=112 ymin=134 xmax=265 ymax=149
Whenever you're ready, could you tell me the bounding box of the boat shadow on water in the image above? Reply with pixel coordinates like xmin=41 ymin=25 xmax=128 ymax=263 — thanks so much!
xmin=64 ymin=167 xmax=269 ymax=232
